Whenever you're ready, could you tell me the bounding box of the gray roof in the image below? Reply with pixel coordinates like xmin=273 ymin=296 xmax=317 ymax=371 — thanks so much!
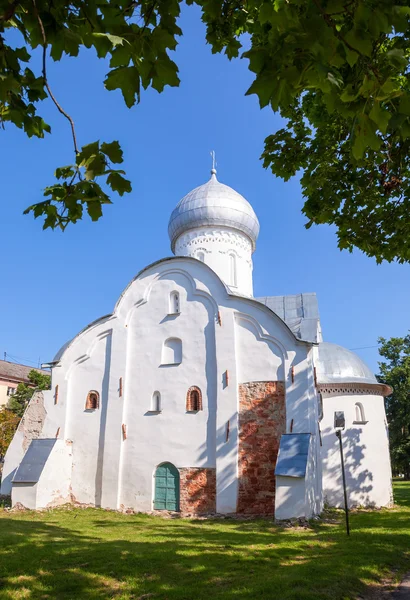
xmin=13 ymin=439 xmax=56 ymax=483
xmin=168 ymin=171 xmax=260 ymax=252
xmin=256 ymin=293 xmax=320 ymax=343
xmin=275 ymin=433 xmax=311 ymax=478
xmin=316 ymin=342 xmax=377 ymax=385
xmin=0 ymin=360 xmax=49 ymax=384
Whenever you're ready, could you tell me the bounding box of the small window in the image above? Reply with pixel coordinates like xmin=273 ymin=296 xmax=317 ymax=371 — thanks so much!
xmin=7 ymin=386 xmax=16 ymax=397
xmin=197 ymin=251 xmax=205 ymax=263
xmin=354 ymin=402 xmax=366 ymax=423
xmin=186 ymin=386 xmax=203 ymax=412
xmin=85 ymin=390 xmax=99 ymax=410
xmin=169 ymin=291 xmax=180 ymax=315
xmin=161 ymin=338 xmax=182 ymax=365
xmin=151 ymin=391 xmax=161 ymax=412
xmin=229 ymin=253 xmax=237 ymax=287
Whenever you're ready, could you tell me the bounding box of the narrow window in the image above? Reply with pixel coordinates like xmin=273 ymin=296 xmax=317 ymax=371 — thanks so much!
xmin=85 ymin=390 xmax=99 ymax=410
xmin=151 ymin=391 xmax=161 ymax=412
xmin=54 ymin=384 xmax=59 ymax=405
xmin=7 ymin=386 xmax=15 ymax=397
xmin=354 ymin=402 xmax=366 ymax=423
xmin=229 ymin=253 xmax=237 ymax=287
xmin=169 ymin=291 xmax=180 ymax=314
xmin=161 ymin=338 xmax=182 ymax=365
xmin=186 ymin=386 xmax=203 ymax=412
xmin=197 ymin=251 xmax=205 ymax=263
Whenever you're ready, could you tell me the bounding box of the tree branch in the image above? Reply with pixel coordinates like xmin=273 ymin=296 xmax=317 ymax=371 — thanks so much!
xmin=32 ymin=0 xmax=79 ymax=154
xmin=0 ymin=0 xmax=21 ymax=24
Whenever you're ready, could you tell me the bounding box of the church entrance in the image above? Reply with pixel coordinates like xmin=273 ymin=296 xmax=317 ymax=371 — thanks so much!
xmin=154 ymin=463 xmax=180 ymax=511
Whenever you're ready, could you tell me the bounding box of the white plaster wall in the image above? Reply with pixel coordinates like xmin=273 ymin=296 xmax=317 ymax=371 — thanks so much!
xmin=321 ymin=393 xmax=392 ymax=507
xmin=175 ymin=227 xmax=254 ymax=296
xmin=118 ymin=271 xmax=217 ymax=511
xmin=275 ymin=477 xmax=306 ymax=519
xmin=66 ymin=331 xmax=115 ymax=506
xmin=234 ymin=314 xmax=284 ymax=383
xmin=35 ymin=440 xmax=73 ymax=508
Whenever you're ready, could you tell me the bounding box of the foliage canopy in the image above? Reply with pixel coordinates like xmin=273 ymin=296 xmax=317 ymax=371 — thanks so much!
xmin=1 ymin=0 xmax=410 ymax=261
xmin=378 ymin=334 xmax=410 ymax=478
xmin=7 ymin=369 xmax=50 ymax=417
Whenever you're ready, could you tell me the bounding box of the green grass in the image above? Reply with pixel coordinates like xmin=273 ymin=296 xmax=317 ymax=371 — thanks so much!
xmin=0 ymin=482 xmax=410 ymax=600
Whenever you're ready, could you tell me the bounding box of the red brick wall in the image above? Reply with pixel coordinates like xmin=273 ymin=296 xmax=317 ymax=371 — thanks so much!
xmin=237 ymin=381 xmax=286 ymax=515
xmin=179 ymin=468 xmax=216 ymax=514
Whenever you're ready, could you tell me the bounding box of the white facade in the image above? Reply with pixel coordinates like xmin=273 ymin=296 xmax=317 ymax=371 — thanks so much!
xmin=1 ymin=170 xmax=393 ymax=517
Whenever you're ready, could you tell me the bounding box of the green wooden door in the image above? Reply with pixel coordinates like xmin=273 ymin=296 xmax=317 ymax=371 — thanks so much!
xmin=154 ymin=463 xmax=180 ymax=511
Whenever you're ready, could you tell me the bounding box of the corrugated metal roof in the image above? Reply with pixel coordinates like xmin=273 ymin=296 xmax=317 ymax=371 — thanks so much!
xmin=0 ymin=360 xmax=49 ymax=384
xmin=13 ymin=439 xmax=56 ymax=483
xmin=256 ymin=293 xmax=320 ymax=343
xmin=275 ymin=433 xmax=311 ymax=478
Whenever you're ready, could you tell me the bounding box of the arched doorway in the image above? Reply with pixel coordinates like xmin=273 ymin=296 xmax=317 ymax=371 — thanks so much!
xmin=154 ymin=463 xmax=180 ymax=511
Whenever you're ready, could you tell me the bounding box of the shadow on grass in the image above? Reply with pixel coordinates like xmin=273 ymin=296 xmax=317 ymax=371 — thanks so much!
xmin=0 ymin=485 xmax=409 ymax=600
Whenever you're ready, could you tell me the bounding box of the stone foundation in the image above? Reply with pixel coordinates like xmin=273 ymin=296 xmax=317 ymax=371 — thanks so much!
xmin=237 ymin=381 xmax=286 ymax=515
xmin=179 ymin=467 xmax=216 ymax=514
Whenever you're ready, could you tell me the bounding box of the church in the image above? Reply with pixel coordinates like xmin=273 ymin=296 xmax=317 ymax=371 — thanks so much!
xmin=1 ymin=168 xmax=393 ymax=517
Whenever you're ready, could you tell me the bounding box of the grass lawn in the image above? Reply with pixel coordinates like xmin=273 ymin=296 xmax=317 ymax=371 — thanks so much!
xmin=0 ymin=482 xmax=409 ymax=600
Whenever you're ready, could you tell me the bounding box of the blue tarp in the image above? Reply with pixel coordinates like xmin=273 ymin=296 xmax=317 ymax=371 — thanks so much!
xmin=275 ymin=433 xmax=311 ymax=478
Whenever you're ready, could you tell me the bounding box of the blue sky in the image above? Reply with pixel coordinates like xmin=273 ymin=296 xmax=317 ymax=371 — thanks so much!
xmin=0 ymin=4 xmax=408 ymax=373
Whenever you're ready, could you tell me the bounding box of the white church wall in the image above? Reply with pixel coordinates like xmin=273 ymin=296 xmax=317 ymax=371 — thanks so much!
xmin=117 ymin=269 xmax=218 ymax=512
xmin=35 ymin=439 xmax=73 ymax=508
xmin=321 ymin=392 xmax=392 ymax=508
xmin=275 ymin=477 xmax=307 ymax=519
xmin=65 ymin=330 xmax=116 ymax=506
xmin=175 ymin=227 xmax=254 ymax=296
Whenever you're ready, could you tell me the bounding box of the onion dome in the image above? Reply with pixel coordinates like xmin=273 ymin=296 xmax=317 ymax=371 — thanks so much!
xmin=316 ymin=342 xmax=377 ymax=385
xmin=168 ymin=170 xmax=260 ymax=253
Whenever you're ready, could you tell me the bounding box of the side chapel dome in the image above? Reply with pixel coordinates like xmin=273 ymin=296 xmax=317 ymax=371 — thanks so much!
xmin=316 ymin=342 xmax=377 ymax=385
xmin=168 ymin=171 xmax=260 ymax=253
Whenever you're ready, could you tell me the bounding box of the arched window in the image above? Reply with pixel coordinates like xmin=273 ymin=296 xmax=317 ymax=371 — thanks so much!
xmin=354 ymin=402 xmax=366 ymax=423
xmin=186 ymin=386 xmax=203 ymax=412
xmin=161 ymin=338 xmax=182 ymax=365
xmin=85 ymin=390 xmax=99 ymax=410
xmin=151 ymin=391 xmax=161 ymax=412
xmin=197 ymin=251 xmax=205 ymax=263
xmin=169 ymin=291 xmax=180 ymax=315
xmin=229 ymin=253 xmax=237 ymax=287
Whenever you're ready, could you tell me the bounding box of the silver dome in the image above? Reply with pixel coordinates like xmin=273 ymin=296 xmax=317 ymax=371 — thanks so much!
xmin=316 ymin=342 xmax=377 ymax=385
xmin=168 ymin=171 xmax=260 ymax=252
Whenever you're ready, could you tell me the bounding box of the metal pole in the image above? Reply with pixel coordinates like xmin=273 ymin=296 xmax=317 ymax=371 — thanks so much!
xmin=336 ymin=430 xmax=350 ymax=536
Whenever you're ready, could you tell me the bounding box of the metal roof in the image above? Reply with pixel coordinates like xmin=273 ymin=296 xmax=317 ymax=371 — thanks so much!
xmin=256 ymin=293 xmax=320 ymax=343
xmin=168 ymin=172 xmax=260 ymax=252
xmin=275 ymin=433 xmax=311 ymax=478
xmin=316 ymin=342 xmax=377 ymax=385
xmin=13 ymin=439 xmax=56 ymax=483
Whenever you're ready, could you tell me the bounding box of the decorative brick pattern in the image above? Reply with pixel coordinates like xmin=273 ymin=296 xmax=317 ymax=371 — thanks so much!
xmin=237 ymin=381 xmax=286 ymax=515
xmin=179 ymin=468 xmax=216 ymax=514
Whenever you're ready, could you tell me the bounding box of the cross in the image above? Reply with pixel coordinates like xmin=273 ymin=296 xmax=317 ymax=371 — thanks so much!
xmin=210 ymin=150 xmax=217 ymax=172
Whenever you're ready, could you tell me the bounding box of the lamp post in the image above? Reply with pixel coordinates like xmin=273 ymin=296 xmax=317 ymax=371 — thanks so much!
xmin=334 ymin=411 xmax=350 ymax=536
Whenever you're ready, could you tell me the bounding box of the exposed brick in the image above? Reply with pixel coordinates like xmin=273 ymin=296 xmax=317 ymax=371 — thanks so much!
xmin=237 ymin=381 xmax=286 ymax=515
xmin=179 ymin=467 xmax=216 ymax=514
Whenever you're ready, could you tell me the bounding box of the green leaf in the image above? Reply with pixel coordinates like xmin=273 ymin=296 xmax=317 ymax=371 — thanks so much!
xmin=86 ymin=201 xmax=103 ymax=221
xmin=369 ymin=102 xmax=391 ymax=134
xmin=259 ymin=3 xmax=273 ymax=24
xmin=104 ymin=66 xmax=140 ymax=108
xmin=101 ymin=141 xmax=123 ymax=164
xmin=107 ymin=172 xmax=132 ymax=195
